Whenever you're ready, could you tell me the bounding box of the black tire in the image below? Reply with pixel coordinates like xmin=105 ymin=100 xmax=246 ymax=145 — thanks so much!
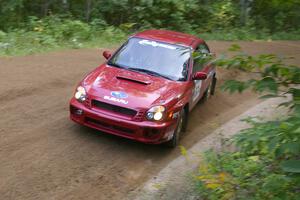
xmin=210 ymin=75 xmax=217 ymax=95
xmin=165 ymin=109 xmax=186 ymax=148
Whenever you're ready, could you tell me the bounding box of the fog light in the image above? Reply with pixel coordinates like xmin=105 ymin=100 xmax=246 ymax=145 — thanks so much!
xmin=144 ymin=128 xmax=160 ymax=139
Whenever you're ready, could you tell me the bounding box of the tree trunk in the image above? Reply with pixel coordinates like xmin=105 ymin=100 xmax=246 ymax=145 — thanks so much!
xmin=240 ymin=0 xmax=247 ymax=26
xmin=62 ymin=0 xmax=69 ymax=12
xmin=42 ymin=0 xmax=53 ymax=16
xmin=85 ymin=0 xmax=92 ymax=22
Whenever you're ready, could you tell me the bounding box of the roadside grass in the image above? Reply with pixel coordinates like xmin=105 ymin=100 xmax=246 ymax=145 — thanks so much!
xmin=0 ymin=17 xmax=299 ymax=57
xmin=0 ymin=27 xmax=127 ymax=57
xmin=2 ymin=29 xmax=300 ymax=57
xmin=199 ymin=29 xmax=300 ymax=41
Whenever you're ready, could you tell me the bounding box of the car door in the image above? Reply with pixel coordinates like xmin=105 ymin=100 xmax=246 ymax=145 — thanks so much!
xmin=190 ymin=43 xmax=212 ymax=107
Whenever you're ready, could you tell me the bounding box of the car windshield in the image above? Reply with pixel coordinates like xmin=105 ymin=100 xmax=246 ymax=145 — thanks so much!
xmin=108 ymin=37 xmax=191 ymax=81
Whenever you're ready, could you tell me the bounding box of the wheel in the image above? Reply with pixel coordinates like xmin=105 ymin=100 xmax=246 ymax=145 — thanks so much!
xmin=165 ymin=109 xmax=186 ymax=148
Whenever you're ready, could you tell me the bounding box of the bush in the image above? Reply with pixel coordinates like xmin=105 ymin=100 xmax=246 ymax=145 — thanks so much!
xmin=199 ymin=28 xmax=300 ymax=41
xmin=0 ymin=16 xmax=127 ymax=56
xmin=194 ymin=46 xmax=300 ymax=200
xmin=27 ymin=16 xmax=92 ymax=42
xmin=0 ymin=15 xmax=299 ymax=56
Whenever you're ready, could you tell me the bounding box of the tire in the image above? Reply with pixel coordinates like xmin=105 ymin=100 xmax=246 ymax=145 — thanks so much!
xmin=166 ymin=109 xmax=186 ymax=148
xmin=210 ymin=75 xmax=217 ymax=95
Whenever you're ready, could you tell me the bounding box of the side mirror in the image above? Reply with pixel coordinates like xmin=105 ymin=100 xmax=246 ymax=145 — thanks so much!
xmin=103 ymin=50 xmax=112 ymax=60
xmin=192 ymin=72 xmax=207 ymax=80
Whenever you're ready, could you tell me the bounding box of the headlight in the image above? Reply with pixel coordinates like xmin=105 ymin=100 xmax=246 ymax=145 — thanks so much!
xmin=74 ymin=86 xmax=87 ymax=102
xmin=146 ymin=106 xmax=165 ymax=121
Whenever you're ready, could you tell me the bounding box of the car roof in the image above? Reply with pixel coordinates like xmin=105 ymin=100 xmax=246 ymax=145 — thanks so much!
xmin=133 ymin=29 xmax=204 ymax=49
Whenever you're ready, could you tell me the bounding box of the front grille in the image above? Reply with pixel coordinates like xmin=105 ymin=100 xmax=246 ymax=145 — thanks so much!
xmin=92 ymin=100 xmax=137 ymax=117
xmin=86 ymin=117 xmax=134 ymax=134
xmin=83 ymin=96 xmax=91 ymax=108
xmin=133 ymin=111 xmax=145 ymax=121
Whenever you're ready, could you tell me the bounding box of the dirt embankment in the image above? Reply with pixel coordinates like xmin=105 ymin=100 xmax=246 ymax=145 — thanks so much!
xmin=0 ymin=41 xmax=299 ymax=200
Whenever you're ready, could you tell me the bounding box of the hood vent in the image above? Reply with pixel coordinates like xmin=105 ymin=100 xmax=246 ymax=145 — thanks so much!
xmin=116 ymin=76 xmax=151 ymax=85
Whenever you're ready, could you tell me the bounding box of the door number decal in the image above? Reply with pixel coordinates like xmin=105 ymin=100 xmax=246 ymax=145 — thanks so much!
xmin=192 ymin=80 xmax=202 ymax=102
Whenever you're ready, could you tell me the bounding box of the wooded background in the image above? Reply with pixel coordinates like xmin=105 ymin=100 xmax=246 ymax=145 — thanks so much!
xmin=1 ymin=0 xmax=299 ymax=33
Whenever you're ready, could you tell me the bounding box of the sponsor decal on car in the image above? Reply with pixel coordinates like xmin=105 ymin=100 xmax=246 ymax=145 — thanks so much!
xmin=192 ymin=80 xmax=202 ymax=102
xmin=111 ymin=91 xmax=128 ymax=99
xmin=138 ymin=39 xmax=176 ymax=50
xmin=104 ymin=96 xmax=129 ymax=105
xmin=104 ymin=91 xmax=129 ymax=104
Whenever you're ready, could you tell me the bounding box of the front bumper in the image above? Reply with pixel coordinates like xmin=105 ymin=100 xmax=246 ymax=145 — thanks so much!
xmin=69 ymin=98 xmax=177 ymax=144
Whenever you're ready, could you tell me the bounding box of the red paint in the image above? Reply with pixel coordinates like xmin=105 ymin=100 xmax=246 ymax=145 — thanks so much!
xmin=70 ymin=29 xmax=216 ymax=144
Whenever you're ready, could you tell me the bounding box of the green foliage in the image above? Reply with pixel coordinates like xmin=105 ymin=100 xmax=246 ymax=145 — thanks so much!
xmin=0 ymin=0 xmax=299 ymax=38
xmin=194 ymin=46 xmax=300 ymax=199
xmin=0 ymin=16 xmax=127 ymax=56
xmin=251 ymin=0 xmax=300 ymax=32
xmin=196 ymin=151 xmax=299 ymax=199
xmin=216 ymin=46 xmax=300 ymax=111
xmin=199 ymin=28 xmax=300 ymax=41
xmin=1 ymin=0 xmax=300 ymax=56
xmin=236 ymin=116 xmax=300 ymax=158
xmin=281 ymin=160 xmax=300 ymax=173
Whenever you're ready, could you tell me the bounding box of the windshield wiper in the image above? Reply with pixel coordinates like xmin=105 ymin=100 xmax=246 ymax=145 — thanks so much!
xmin=107 ymin=61 xmax=126 ymax=69
xmin=128 ymin=67 xmax=172 ymax=80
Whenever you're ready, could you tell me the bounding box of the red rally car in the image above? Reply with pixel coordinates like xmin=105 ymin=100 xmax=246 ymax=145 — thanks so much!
xmin=70 ymin=29 xmax=217 ymax=147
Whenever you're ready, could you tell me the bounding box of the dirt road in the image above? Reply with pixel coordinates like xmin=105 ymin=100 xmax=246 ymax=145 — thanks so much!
xmin=0 ymin=41 xmax=299 ymax=200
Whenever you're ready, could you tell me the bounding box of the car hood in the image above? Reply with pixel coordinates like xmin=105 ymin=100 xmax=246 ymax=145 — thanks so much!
xmin=82 ymin=64 xmax=186 ymax=109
